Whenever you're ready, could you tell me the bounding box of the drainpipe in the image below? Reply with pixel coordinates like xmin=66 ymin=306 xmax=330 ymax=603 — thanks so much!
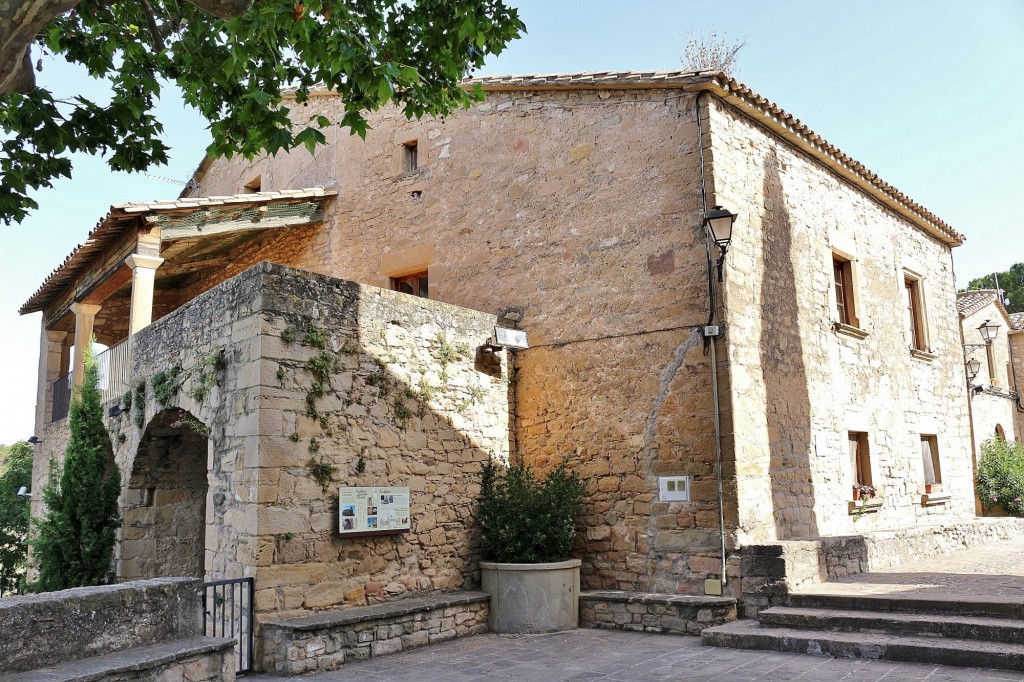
xmin=695 ymin=90 xmax=729 ymax=589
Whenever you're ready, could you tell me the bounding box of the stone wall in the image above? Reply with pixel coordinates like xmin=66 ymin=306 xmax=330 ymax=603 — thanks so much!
xmin=738 ymin=518 xmax=1024 ymax=616
xmin=1011 ymin=330 xmax=1024 ymax=442
xmin=707 ymin=96 xmax=976 ymax=550
xmin=579 ymin=591 xmax=736 ymax=635
xmin=0 ymin=578 xmax=200 ymax=673
xmin=183 ymin=87 xmax=721 ymax=595
xmin=251 ymin=265 xmax=510 ymax=616
xmin=260 ymin=592 xmax=489 ymax=674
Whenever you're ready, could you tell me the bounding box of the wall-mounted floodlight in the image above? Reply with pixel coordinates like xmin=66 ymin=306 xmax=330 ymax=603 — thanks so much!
xmin=27 ymin=436 xmax=41 ymax=445
xmin=17 ymin=486 xmax=31 ymax=498
xmin=493 ymin=327 xmax=529 ymax=350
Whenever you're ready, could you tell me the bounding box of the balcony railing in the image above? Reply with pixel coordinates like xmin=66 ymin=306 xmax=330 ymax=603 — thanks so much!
xmin=50 ymin=339 xmax=131 ymax=422
xmin=51 ymin=373 xmax=72 ymax=422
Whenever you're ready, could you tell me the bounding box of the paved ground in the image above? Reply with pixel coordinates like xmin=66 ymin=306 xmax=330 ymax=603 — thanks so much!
xmin=252 ymin=539 xmax=1024 ymax=681
xmin=796 ymin=538 xmax=1024 ymax=602
xmin=251 ymin=628 xmax=1024 ymax=681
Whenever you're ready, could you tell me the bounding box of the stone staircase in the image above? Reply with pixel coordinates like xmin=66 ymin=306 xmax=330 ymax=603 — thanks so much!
xmin=701 ymin=591 xmax=1024 ymax=671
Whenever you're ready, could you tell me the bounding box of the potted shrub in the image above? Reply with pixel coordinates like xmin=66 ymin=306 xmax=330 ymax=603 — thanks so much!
xmin=477 ymin=458 xmax=587 ymax=634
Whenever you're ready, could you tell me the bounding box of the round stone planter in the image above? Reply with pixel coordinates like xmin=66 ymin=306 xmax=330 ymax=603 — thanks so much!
xmin=480 ymin=559 xmax=581 ymax=634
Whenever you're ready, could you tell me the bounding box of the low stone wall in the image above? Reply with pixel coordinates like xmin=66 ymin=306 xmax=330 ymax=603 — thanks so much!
xmin=740 ymin=518 xmax=1024 ymax=616
xmin=5 ymin=639 xmax=234 ymax=682
xmin=260 ymin=591 xmax=489 ymax=674
xmin=579 ymin=591 xmax=737 ymax=635
xmin=0 ymin=578 xmax=201 ymax=673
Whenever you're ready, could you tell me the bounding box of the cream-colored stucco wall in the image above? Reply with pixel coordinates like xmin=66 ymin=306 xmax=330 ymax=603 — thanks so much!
xmin=707 ymin=97 xmax=974 ymax=545
xmin=962 ymin=301 xmax=1018 ymax=451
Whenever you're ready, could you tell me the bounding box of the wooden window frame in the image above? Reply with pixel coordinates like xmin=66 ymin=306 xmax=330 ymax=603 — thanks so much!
xmin=833 ymin=255 xmax=858 ymax=327
xmin=403 ymin=141 xmax=418 ymax=173
xmin=848 ymin=431 xmax=872 ymax=488
xmin=392 ymin=271 xmax=428 ymax=298
xmin=920 ymin=435 xmax=941 ymax=486
xmin=904 ymin=275 xmax=927 ymax=351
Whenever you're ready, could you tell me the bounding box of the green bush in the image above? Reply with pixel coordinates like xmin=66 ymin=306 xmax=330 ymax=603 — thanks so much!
xmin=976 ymin=435 xmax=1024 ymax=516
xmin=477 ymin=458 xmax=586 ymax=563
xmin=0 ymin=442 xmax=33 ymax=596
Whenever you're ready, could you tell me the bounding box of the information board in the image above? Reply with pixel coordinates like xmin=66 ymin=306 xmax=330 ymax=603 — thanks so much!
xmin=338 ymin=486 xmax=411 ymax=537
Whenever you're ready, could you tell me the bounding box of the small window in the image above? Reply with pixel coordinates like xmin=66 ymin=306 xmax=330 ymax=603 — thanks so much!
xmin=833 ymin=256 xmax=858 ymax=327
xmin=393 ymin=271 xmax=428 ymax=298
xmin=920 ymin=435 xmax=941 ymax=486
xmin=848 ymin=431 xmax=872 ymax=488
xmin=244 ymin=175 xmax=262 ymax=193
xmin=403 ymin=141 xmax=418 ymax=173
xmin=904 ymin=277 xmax=927 ymax=351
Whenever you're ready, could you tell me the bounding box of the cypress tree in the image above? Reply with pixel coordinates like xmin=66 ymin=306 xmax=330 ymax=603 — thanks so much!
xmin=33 ymin=341 xmax=121 ymax=591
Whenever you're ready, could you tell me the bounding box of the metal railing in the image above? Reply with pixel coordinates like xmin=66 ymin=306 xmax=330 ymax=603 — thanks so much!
xmin=50 ymin=340 xmax=131 ymax=423
xmin=203 ymin=577 xmax=255 ymax=674
xmin=96 ymin=340 xmax=131 ymax=405
xmin=51 ymin=373 xmax=73 ymax=421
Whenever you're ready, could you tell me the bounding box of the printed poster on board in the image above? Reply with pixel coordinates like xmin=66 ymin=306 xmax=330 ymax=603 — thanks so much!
xmin=338 ymin=486 xmax=411 ymax=535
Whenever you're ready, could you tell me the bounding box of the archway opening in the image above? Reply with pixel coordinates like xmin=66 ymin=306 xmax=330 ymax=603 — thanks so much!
xmin=121 ymin=409 xmax=209 ymax=579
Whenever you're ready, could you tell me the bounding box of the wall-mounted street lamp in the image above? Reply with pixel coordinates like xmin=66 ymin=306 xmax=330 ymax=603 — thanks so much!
xmin=704 ymin=205 xmax=737 ymax=282
xmin=964 ymin=319 xmax=1002 ymax=389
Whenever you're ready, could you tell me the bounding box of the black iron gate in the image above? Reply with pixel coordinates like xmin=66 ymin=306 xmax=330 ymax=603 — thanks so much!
xmin=203 ymin=577 xmax=255 ymax=674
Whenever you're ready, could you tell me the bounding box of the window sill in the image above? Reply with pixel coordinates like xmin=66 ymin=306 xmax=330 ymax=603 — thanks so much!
xmin=834 ymin=322 xmax=868 ymax=340
xmin=848 ymin=498 xmax=882 ymax=515
xmin=910 ymin=348 xmax=937 ymax=362
xmin=921 ymin=492 xmax=950 ymax=507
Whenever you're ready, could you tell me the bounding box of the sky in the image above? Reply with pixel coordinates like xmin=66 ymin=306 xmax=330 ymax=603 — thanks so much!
xmin=1 ymin=0 xmax=1022 ymax=445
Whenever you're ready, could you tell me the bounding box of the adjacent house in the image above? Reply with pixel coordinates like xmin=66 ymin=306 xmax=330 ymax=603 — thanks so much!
xmin=957 ymin=290 xmax=1021 ymax=454
xmin=21 ymin=71 xmax=986 ymax=633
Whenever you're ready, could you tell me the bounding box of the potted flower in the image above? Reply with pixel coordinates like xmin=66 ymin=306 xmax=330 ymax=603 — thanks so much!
xmin=476 ymin=458 xmax=587 ymax=634
xmin=853 ymin=484 xmax=875 ymax=501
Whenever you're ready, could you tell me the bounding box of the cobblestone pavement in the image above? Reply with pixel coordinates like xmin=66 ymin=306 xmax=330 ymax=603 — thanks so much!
xmin=251 ymin=628 xmax=1024 ymax=681
xmin=798 ymin=538 xmax=1024 ymax=600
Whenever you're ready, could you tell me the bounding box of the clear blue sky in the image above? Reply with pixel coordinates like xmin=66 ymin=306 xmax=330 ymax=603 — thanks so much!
xmin=1 ymin=0 xmax=1022 ymax=444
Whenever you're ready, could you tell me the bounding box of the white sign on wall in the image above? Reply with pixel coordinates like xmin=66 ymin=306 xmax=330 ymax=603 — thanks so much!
xmin=338 ymin=486 xmax=411 ymax=537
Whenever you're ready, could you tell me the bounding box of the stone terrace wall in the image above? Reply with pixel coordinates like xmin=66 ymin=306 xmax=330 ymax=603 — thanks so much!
xmin=252 ymin=264 xmax=510 ymax=618
xmin=184 ymin=87 xmax=719 ymax=595
xmin=0 ymin=578 xmax=199 ymax=673
xmin=709 ymin=96 xmax=975 ymax=548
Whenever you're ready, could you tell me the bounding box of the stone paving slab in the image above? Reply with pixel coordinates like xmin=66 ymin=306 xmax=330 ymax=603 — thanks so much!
xmin=796 ymin=538 xmax=1024 ymax=602
xmin=249 ymin=629 xmax=1024 ymax=681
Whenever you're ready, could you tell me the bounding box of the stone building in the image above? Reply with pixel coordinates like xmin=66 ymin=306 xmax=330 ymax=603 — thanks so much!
xmin=21 ymin=71 xmax=982 ymax=622
xmin=956 ymin=290 xmax=1022 ymax=453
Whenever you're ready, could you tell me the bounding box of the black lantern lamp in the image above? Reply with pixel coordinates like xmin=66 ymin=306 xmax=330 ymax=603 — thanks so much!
xmin=966 ymin=357 xmax=981 ymax=383
xmin=704 ymin=205 xmax=737 ymax=281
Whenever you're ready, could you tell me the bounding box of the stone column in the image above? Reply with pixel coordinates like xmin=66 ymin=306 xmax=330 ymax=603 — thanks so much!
xmin=34 ymin=325 xmax=68 ymax=432
xmin=125 ymin=254 xmax=165 ymax=335
xmin=70 ymin=302 xmax=101 ymax=387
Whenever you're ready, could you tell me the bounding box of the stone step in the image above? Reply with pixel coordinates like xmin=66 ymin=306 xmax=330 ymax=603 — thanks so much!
xmin=760 ymin=606 xmax=1024 ymax=644
xmin=788 ymin=591 xmax=1024 ymax=619
xmin=701 ymin=619 xmax=1024 ymax=671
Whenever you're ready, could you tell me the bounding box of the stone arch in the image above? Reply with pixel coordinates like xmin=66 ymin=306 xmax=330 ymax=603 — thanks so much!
xmin=120 ymin=409 xmax=209 ymax=580
xmin=996 ymin=424 xmax=1006 ymax=439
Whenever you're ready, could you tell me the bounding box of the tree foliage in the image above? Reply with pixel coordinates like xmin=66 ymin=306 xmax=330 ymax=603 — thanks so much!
xmin=963 ymin=263 xmax=1024 ymax=314
xmin=477 ymin=458 xmax=586 ymax=563
xmin=976 ymin=435 xmax=1024 ymax=516
xmin=680 ymin=31 xmax=745 ymax=75
xmin=0 ymin=442 xmax=34 ymax=596
xmin=32 ymin=343 xmax=121 ymax=592
xmin=0 ymin=0 xmax=525 ymax=224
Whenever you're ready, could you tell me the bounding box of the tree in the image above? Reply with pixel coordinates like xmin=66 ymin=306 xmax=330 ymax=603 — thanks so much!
xmin=0 ymin=0 xmax=525 ymax=224
xmin=964 ymin=263 xmax=1024 ymax=314
xmin=0 ymin=441 xmax=33 ymax=596
xmin=32 ymin=343 xmax=121 ymax=592
xmin=680 ymin=31 xmax=745 ymax=75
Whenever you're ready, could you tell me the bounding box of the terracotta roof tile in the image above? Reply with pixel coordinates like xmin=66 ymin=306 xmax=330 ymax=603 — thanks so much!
xmin=1010 ymin=312 xmax=1024 ymax=332
xmin=19 ymin=188 xmax=335 ymax=315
